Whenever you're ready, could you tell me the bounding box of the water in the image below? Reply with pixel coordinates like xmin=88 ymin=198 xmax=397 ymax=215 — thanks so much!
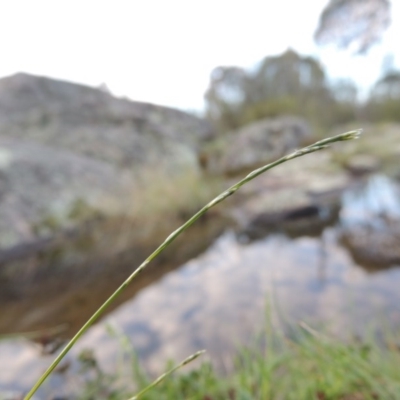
xmin=341 ymin=174 xmax=400 ymax=225
xmin=1 ymin=174 xmax=400 ymax=393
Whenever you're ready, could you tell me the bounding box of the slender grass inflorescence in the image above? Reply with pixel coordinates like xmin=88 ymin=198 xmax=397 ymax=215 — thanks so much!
xmin=127 ymin=350 xmax=206 ymax=399
xmin=24 ymin=129 xmax=362 ymax=400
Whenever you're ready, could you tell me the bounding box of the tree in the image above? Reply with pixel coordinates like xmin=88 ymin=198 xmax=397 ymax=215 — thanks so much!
xmin=204 ymin=66 xmax=249 ymax=132
xmin=372 ymin=71 xmax=400 ymax=100
xmin=204 ymin=50 xmax=352 ymax=133
xmin=364 ymin=69 xmax=400 ymax=121
xmin=252 ymin=50 xmax=327 ymax=102
xmin=315 ymin=0 xmax=391 ymax=54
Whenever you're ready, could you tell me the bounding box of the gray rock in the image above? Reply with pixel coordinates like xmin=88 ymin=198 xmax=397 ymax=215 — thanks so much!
xmin=345 ymin=154 xmax=381 ymax=175
xmin=0 ymin=73 xmax=213 ymax=253
xmin=340 ymin=218 xmax=400 ymax=270
xmin=220 ymin=116 xmax=314 ymax=175
xmin=0 ymin=73 xmax=213 ymax=171
xmin=0 ymin=136 xmax=132 ymax=247
xmin=226 ymin=159 xmax=350 ymax=241
xmin=230 ymin=186 xmax=342 ymax=241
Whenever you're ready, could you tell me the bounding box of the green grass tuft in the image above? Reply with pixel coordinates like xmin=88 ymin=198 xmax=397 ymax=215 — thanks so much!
xmin=75 ymin=319 xmax=400 ymax=400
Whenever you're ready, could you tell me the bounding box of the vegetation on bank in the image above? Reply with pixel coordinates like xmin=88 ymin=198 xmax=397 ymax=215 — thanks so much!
xmin=73 ymin=319 xmax=400 ymax=400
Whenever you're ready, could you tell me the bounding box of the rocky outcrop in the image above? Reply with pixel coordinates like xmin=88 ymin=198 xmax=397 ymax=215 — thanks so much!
xmin=0 ymin=73 xmax=214 ymax=170
xmin=217 ymin=116 xmax=314 ymax=175
xmin=0 ymin=73 xmax=215 ymax=250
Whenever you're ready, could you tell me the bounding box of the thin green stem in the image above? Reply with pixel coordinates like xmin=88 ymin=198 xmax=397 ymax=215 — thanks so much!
xmin=127 ymin=350 xmax=205 ymax=400
xmin=24 ymin=129 xmax=362 ymax=400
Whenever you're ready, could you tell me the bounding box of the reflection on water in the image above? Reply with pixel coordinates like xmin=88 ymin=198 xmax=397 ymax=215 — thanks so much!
xmin=340 ymin=175 xmax=400 ymax=271
xmin=1 ymin=174 xmax=400 ymax=392
xmin=341 ymin=175 xmax=400 ymax=225
xmin=0 ymin=213 xmax=227 ymax=337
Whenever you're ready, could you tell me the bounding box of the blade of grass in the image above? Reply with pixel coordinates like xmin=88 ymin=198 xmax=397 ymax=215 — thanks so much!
xmin=298 ymin=320 xmax=395 ymax=398
xmin=24 ymin=129 xmax=362 ymax=400
xmin=127 ymin=350 xmax=205 ymax=400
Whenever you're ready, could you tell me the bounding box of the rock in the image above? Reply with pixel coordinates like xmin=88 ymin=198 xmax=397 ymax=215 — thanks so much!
xmin=0 ymin=136 xmax=134 ymax=247
xmin=219 ymin=116 xmax=314 ymax=175
xmin=345 ymin=154 xmax=381 ymax=175
xmin=228 ymin=171 xmax=348 ymax=241
xmin=340 ymin=218 xmax=400 ymax=271
xmin=231 ymin=190 xmax=341 ymax=241
xmin=0 ymin=73 xmax=214 ymax=172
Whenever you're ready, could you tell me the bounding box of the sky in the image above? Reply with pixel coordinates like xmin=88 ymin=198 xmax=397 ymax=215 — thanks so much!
xmin=0 ymin=0 xmax=399 ymax=112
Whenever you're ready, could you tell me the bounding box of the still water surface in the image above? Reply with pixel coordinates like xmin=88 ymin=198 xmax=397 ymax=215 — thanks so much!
xmin=84 ymin=176 xmax=400 ymax=370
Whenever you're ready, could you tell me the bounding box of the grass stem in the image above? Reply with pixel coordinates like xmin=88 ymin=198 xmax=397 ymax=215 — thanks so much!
xmin=24 ymin=129 xmax=362 ymax=400
xmin=127 ymin=350 xmax=205 ymax=399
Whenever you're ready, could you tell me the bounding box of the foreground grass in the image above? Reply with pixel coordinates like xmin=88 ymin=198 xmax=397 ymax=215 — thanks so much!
xmin=75 ymin=321 xmax=400 ymax=400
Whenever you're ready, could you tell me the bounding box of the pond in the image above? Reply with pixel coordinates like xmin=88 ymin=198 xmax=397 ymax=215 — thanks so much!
xmin=1 ymin=174 xmax=400 ymax=394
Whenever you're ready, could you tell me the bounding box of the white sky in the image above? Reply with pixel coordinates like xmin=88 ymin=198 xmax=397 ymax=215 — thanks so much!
xmin=0 ymin=0 xmax=399 ymax=112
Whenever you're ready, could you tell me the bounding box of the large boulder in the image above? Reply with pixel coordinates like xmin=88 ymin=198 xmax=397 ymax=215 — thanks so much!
xmin=0 ymin=73 xmax=216 ymax=249
xmin=0 ymin=73 xmax=213 ymax=172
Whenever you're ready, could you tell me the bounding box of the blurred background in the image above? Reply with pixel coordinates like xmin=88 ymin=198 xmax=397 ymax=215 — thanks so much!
xmin=1 ymin=0 xmax=400 ymax=398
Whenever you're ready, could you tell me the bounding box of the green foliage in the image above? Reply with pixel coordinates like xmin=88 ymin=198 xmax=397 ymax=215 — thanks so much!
xmin=68 ymin=198 xmax=103 ymax=222
xmin=32 ymin=198 xmax=103 ymax=237
xmin=76 ymin=321 xmax=400 ymax=400
xmin=364 ymin=71 xmax=400 ymax=123
xmin=205 ymin=47 xmax=400 ymax=135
